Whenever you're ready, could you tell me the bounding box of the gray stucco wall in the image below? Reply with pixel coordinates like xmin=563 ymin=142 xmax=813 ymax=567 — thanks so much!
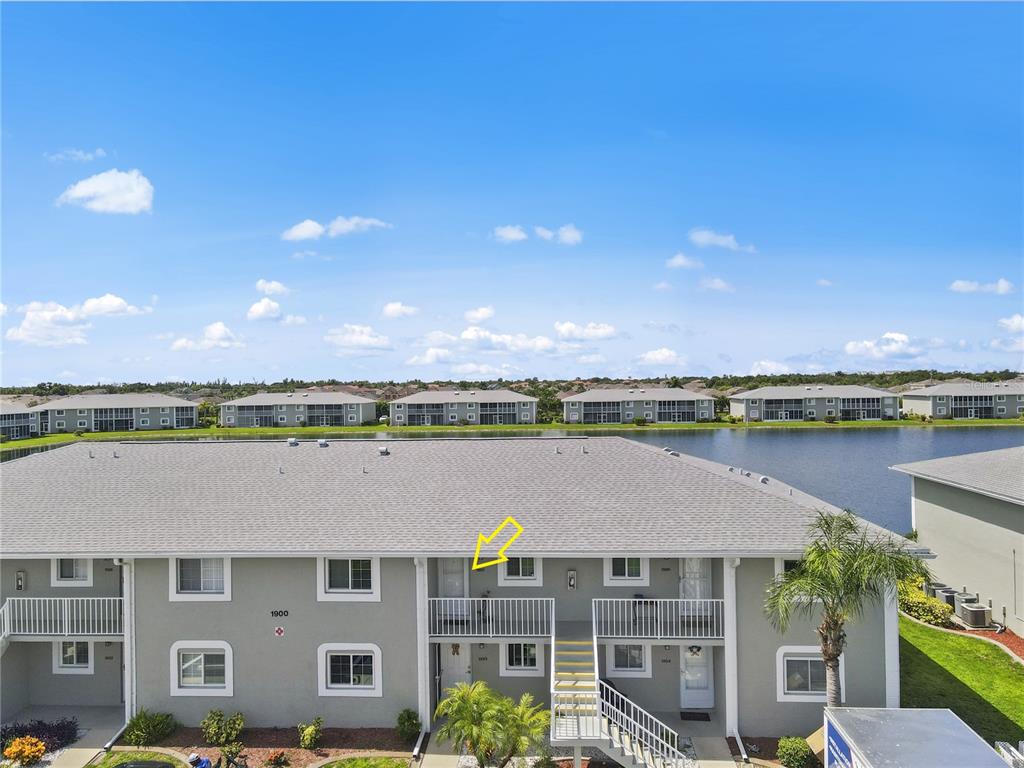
xmin=914 ymin=478 xmax=1024 ymax=636
xmin=0 ymin=641 xmax=31 ymax=720
xmin=735 ymin=558 xmax=887 ymax=736
xmin=220 ymin=402 xmax=376 ymax=427
xmin=900 ymin=395 xmax=933 ymax=417
xmin=390 ymin=401 xmax=536 ymax=425
xmin=469 ymin=641 xmax=551 ymax=704
xmin=1 ymin=558 xmax=121 ymax=601
xmin=0 ymin=640 xmax=122 ymax=718
xmin=133 ymin=557 xmax=418 ymax=727
xmin=40 ymin=406 xmax=197 ymax=434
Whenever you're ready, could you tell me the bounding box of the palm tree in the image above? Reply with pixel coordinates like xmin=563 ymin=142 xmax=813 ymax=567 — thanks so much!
xmin=493 ymin=693 xmax=549 ymax=768
xmin=764 ymin=510 xmax=928 ymax=707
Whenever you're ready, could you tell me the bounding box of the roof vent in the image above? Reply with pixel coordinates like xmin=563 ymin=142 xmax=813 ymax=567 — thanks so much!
xmin=112 ymin=450 xmax=119 ymax=459
xmin=581 ymin=445 xmax=588 ymax=454
xmin=286 ymin=393 xmax=293 ymax=398
xmin=378 ymin=445 xmax=390 ymax=456
xmin=470 ymin=391 xmax=477 ymax=395
xmin=663 ymin=447 xmax=671 ymax=452
xmin=287 ymin=437 xmax=299 ymax=447
xmin=804 ymin=386 xmax=811 ymax=390
xmin=759 ymin=475 xmax=770 ymax=484
xmin=453 ymin=391 xmax=460 ymax=396
xmin=279 ymin=465 xmax=284 ymax=474
xmin=302 ymin=393 xmax=309 ymax=397
xmin=742 ymin=470 xmax=752 ymax=477
xmin=318 ymin=439 xmax=328 ymax=448
xmin=88 ymin=449 xmax=95 ymax=459
xmin=639 ymin=389 xmax=646 ymax=393
xmin=817 ymin=386 xmax=823 ymax=390
xmin=628 ymin=389 xmax=635 ymax=393
xmin=669 ymin=451 xmax=680 ymax=457
xmin=727 ymin=466 xmax=735 ymax=472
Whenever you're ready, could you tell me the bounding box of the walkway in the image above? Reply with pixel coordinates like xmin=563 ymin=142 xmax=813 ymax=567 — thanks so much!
xmin=2 ymin=705 xmax=123 ymax=768
xmin=691 ymin=737 xmax=734 ymax=768
xmin=419 ymin=732 xmax=461 ymax=768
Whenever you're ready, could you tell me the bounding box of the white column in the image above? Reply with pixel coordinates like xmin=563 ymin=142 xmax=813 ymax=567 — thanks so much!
xmin=414 ymin=557 xmax=431 ymax=728
xmin=120 ymin=558 xmax=136 ymax=720
xmin=724 ymin=558 xmax=740 ymax=735
xmin=884 ymin=586 xmax=899 ymax=707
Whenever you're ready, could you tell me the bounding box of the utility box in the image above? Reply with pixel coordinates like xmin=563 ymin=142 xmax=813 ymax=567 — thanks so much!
xmin=824 ymin=707 xmax=1007 ymax=768
xmin=960 ymin=603 xmax=992 ymax=628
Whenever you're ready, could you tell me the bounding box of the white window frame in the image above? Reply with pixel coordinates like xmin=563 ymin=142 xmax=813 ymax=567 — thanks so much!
xmin=168 ymin=557 xmax=232 ymax=601
xmin=605 ymin=642 xmax=652 ymax=678
xmin=51 ymin=558 xmax=93 ymax=587
xmin=997 ymin=406 xmax=1006 ymax=414
xmin=569 ymin=402 xmax=579 ymax=409
xmin=644 ymin=411 xmax=652 ymax=420
xmin=499 ymin=641 xmax=544 ymax=677
xmin=937 ymin=407 xmax=946 ymax=416
xmin=141 ymin=408 xmax=149 ymax=414
xmin=625 ymin=401 xmax=634 ymax=407
xmin=826 ymin=409 xmax=835 ymax=417
xmin=449 ymin=413 xmax=458 ymax=422
xmin=296 ymin=404 xmax=304 ymax=411
xmin=644 ymin=401 xmax=653 ymax=407
xmin=77 ymin=420 xmax=88 ymax=428
xmin=749 ymin=400 xmax=759 ymax=406
xmin=467 ymin=403 xmax=476 ymax=409
xmin=278 ymin=405 xmax=287 ymax=411
xmin=937 ymin=396 xmax=946 ymax=402
xmin=521 ymin=402 xmax=529 ymax=408
xmin=807 ymin=398 xmax=816 ymax=405
xmin=467 ymin=413 xmax=476 ymax=421
xmin=997 ymin=395 xmax=1006 ymax=402
xmin=395 ymin=414 xmax=404 ymax=422
xmin=55 ymin=420 xmax=65 ymax=429
xmin=348 ymin=404 xmax=356 ymax=411
xmin=316 ymin=557 xmax=381 ymax=602
xmin=52 ymin=640 xmax=94 ymax=675
xmin=226 ymin=405 xmax=235 ymax=411
xmin=776 ymin=645 xmax=844 ymax=703
xmin=317 ymin=642 xmax=382 ymax=697
xmin=498 ymin=557 xmax=544 ymax=587
xmin=226 ymin=416 xmax=235 ymax=424
xmin=826 ymin=398 xmax=835 ymax=405
xmin=161 ymin=407 xmax=169 ymax=414
xmin=603 ymin=557 xmax=649 ymax=586
xmin=160 ymin=418 xmax=170 ymax=426
xmin=699 ymin=411 xmax=708 ymax=419
xmin=278 ymin=415 xmax=287 ymax=423
xmin=140 ymin=418 xmax=150 ymax=426
xmin=395 ymin=403 xmax=404 ymax=410
xmin=170 ymin=640 xmax=233 ymax=697
xmin=78 ymin=409 xmax=87 ymax=416
xmin=347 ymin=414 xmax=357 ymax=422
xmin=55 ymin=409 xmax=66 ymax=416
xmin=625 ymin=412 xmax=633 ymax=419
xmin=807 ymin=410 xmax=816 ymax=417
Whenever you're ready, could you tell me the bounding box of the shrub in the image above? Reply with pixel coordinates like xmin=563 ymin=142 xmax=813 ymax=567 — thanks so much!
xmin=396 ymin=709 xmax=422 ymax=742
xmin=632 ymin=417 xmax=647 ymax=426
xmin=823 ymin=415 xmax=837 ymax=424
xmin=296 ymin=717 xmax=323 ymax=750
xmin=221 ymin=742 xmax=245 ymax=761
xmin=265 ymin=750 xmax=289 ymax=767
xmin=124 ymin=709 xmax=178 ymax=746
xmin=200 ymin=710 xmax=245 ymax=746
xmin=777 ymin=736 xmax=814 ymax=768
xmin=1 ymin=719 xmax=79 ymax=753
xmin=898 ymin=578 xmax=953 ymax=626
xmin=3 ymin=736 xmax=46 ymax=765
xmin=74 ymin=430 xmax=84 ymax=437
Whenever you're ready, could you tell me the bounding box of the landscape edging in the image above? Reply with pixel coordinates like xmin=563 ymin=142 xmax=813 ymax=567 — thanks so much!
xmin=899 ymin=610 xmax=1024 ymax=666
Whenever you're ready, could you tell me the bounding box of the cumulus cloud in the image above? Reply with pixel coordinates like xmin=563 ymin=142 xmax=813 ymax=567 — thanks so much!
xmin=464 ymin=306 xmax=495 ymax=324
xmin=256 ymin=278 xmax=289 ymax=295
xmin=699 ymin=277 xmax=735 ymax=292
xmin=5 ymin=293 xmax=150 ymax=347
xmin=494 ymin=225 xmax=528 ymax=243
xmin=324 ymin=324 xmax=391 ymax=354
xmin=56 ymin=168 xmax=153 ymax=214
xmin=653 ymin=281 xmax=673 ymax=293
xmin=642 ymin=321 xmax=680 ymax=333
xmin=81 ymin=293 xmax=150 ymax=316
xmin=554 ymin=320 xmax=616 ymax=340
xmin=576 ymin=354 xmax=606 ymax=365
xmin=283 ymin=314 xmax=307 ymax=326
xmin=688 ymin=227 xmax=756 ymax=253
xmin=998 ymin=313 xmax=1024 ymax=333
xmin=406 ymin=347 xmax=452 ymax=365
xmin=817 ymin=278 xmax=833 ymax=287
xmin=247 ymin=297 xmax=281 ymax=321
xmin=418 ymin=330 xmax=459 ymax=346
xmin=0 ymin=303 xmax=7 ymax=317
xmin=750 ymin=360 xmax=791 ymax=375
xmin=170 ymin=322 xmax=243 ymax=351
xmin=843 ymin=331 xmax=923 ymax=361
xmin=451 ymin=362 xmax=517 ymax=378
xmin=637 ymin=347 xmax=687 ymax=367
xmin=666 ymin=252 xmax=703 ymax=269
xmin=382 ymin=301 xmax=419 ymax=318
xmin=948 ymin=278 xmax=1014 ymax=295
xmin=45 ymin=147 xmax=107 ymax=163
xmin=461 ymin=326 xmax=555 ymax=353
xmin=557 ymin=224 xmax=583 ymax=245
xmin=281 ymin=219 xmax=326 ymax=241
xmin=534 ymin=226 xmax=554 ymax=240
xmin=327 ymin=216 xmax=392 ymax=237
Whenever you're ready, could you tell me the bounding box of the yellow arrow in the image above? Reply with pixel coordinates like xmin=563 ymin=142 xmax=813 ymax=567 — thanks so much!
xmin=472 ymin=516 xmax=524 ymax=570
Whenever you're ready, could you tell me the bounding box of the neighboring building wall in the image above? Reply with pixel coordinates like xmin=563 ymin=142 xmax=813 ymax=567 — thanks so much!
xmin=14 ymin=641 xmax=123 ymax=707
xmin=0 ymin=642 xmax=31 ymax=720
xmin=390 ymin=401 xmax=536 ymax=425
xmin=901 ymin=396 xmax=933 ymax=417
xmin=913 ymin=478 xmax=1024 ymax=636
xmin=728 ymin=401 xmax=747 ymax=420
xmin=1 ymin=557 xmax=121 ymax=601
xmin=220 ymin=402 xmax=375 ymax=427
xmin=0 ymin=411 xmax=40 ymax=440
xmin=562 ymin=400 xmax=711 ymax=424
xmin=39 ymin=406 xmax=197 ymax=434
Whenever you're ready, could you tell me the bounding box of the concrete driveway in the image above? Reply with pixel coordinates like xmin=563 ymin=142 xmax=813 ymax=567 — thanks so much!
xmin=2 ymin=705 xmax=124 ymax=768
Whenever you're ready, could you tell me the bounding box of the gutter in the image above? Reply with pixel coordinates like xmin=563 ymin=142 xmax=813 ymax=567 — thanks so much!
xmin=103 ymin=723 xmax=128 ymax=752
xmin=731 ymin=728 xmax=749 ymax=763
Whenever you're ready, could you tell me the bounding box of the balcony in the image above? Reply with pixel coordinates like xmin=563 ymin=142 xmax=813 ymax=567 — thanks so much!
xmin=0 ymin=597 xmax=124 ymax=638
xmin=592 ymin=598 xmax=725 ymax=640
xmin=428 ymin=597 xmax=554 ymax=638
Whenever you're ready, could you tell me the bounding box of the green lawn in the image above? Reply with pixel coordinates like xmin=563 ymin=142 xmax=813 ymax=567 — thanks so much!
xmin=900 ymin=615 xmax=1024 ymax=744
xmin=90 ymin=751 xmax=186 ymax=768
xmin=4 ymin=417 xmax=1021 ymax=452
xmin=318 ymin=759 xmax=409 ymax=768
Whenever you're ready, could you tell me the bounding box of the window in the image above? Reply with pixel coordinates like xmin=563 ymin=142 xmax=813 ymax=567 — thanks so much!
xmin=467 ymin=414 xmax=475 ymax=421
xmin=937 ymin=396 xmax=946 ymax=402
xmin=499 ymin=557 xmax=543 ymax=586
xmin=348 ymin=404 xmax=356 ymax=411
xmin=395 ymin=403 xmax=404 ymax=410
xmin=318 ymin=643 xmax=382 ymax=697
xmin=296 ymin=404 xmax=304 ymax=411
xmin=604 ymin=557 xmax=649 ymax=586
xmin=161 ymin=407 xmax=169 ymax=414
xmin=807 ymin=410 xmax=816 ymax=417
xmin=78 ymin=409 xmax=87 ymax=415
xmin=998 ymin=406 xmax=1006 ymax=414
xmin=53 ymin=640 xmax=93 ymax=674
xmin=141 ymin=418 xmax=149 ymax=426
xmin=644 ymin=412 xmax=652 ymax=419
xmin=160 ymin=418 xmax=170 ymax=425
xmin=644 ymin=401 xmax=653 ymax=407
xmin=55 ymin=421 xmax=65 ymax=429
xmin=749 ymin=400 xmax=759 ymax=405
xmin=395 ymin=415 xmax=404 ymax=422
xmin=521 ymin=402 xmax=530 ymax=408
xmin=807 ymin=399 xmax=816 ymax=405
xmin=826 ymin=409 xmax=835 ymax=417
xmin=348 ymin=414 xmax=356 ymax=422
xmin=77 ymin=420 xmax=88 ymax=428
xmin=141 ymin=408 xmax=149 ymax=414
xmin=278 ymin=405 xmax=287 ymax=411
xmin=226 ymin=416 xmax=235 ymax=424
xmin=169 ymin=558 xmax=231 ymax=601
xmin=937 ymin=407 xmax=947 ymax=416
xmin=625 ymin=412 xmax=633 ymax=419
xmin=997 ymin=395 xmax=1006 ymax=402
xmin=170 ymin=641 xmax=233 ymax=696
xmin=606 ymin=643 xmax=650 ymax=678
xmin=449 ymin=413 xmax=458 ymax=422
xmin=56 ymin=409 xmax=65 ymax=416
xmin=317 ymin=557 xmax=380 ymax=602
xmin=625 ymin=401 xmax=634 ymax=407
xmin=776 ymin=646 xmax=844 ymax=703
xmin=51 ymin=558 xmax=92 ymax=587
xmin=500 ymin=642 xmax=543 ymax=677
xmin=467 ymin=403 xmax=475 ymax=409
xmin=826 ymin=398 xmax=835 ymax=405
xmin=278 ymin=416 xmax=287 ymax=423
xmin=227 ymin=405 xmax=235 ymax=411
xmin=569 ymin=402 xmax=579 ymax=409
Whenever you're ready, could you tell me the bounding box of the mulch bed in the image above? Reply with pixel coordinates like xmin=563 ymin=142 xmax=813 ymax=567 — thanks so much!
xmin=728 ymin=736 xmax=778 ymax=761
xmin=952 ymin=626 xmax=1024 ymax=660
xmin=153 ymin=727 xmax=411 ymax=768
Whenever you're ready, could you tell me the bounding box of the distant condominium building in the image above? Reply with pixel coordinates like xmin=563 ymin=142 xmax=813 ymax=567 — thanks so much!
xmin=900 ymin=381 xmax=1024 ymax=420
xmin=0 ymin=402 xmax=41 ymax=440
xmin=33 ymin=393 xmax=198 ymax=434
xmin=561 ymin=388 xmax=714 ymax=424
xmin=220 ymin=392 xmax=377 ymax=427
xmin=389 ymin=390 xmax=537 ymax=426
xmin=729 ymin=384 xmax=897 ymax=422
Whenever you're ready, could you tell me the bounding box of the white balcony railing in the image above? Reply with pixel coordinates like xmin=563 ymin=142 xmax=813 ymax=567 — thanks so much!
xmin=428 ymin=597 xmax=554 ymax=637
xmin=593 ymin=598 xmax=725 ymax=639
xmin=1 ymin=597 xmax=124 ymax=636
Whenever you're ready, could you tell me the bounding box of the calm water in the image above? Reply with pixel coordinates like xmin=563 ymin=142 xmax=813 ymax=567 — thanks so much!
xmin=4 ymin=426 xmax=1022 ymax=533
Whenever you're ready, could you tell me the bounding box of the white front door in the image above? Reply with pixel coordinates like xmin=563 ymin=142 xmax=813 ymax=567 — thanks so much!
xmin=680 ymin=558 xmax=712 ymax=615
xmin=439 ymin=642 xmax=472 ymax=694
xmin=680 ymin=645 xmax=714 ymax=709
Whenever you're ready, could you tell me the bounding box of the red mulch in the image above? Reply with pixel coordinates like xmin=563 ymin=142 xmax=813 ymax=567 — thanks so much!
xmin=728 ymin=736 xmax=778 ymax=761
xmin=152 ymin=727 xmax=411 ymax=768
xmin=951 ymin=625 xmax=1024 ymax=659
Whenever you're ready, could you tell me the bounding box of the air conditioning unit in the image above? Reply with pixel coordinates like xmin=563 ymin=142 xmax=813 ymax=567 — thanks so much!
xmin=959 ymin=603 xmax=991 ymax=629
xmin=953 ymin=592 xmax=978 ymax=616
xmin=924 ymin=582 xmax=947 ymax=599
xmin=939 ymin=588 xmax=959 ymax=607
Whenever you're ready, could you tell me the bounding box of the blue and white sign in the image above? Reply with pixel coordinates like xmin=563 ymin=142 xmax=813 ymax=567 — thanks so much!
xmin=825 ymin=717 xmax=854 ymax=768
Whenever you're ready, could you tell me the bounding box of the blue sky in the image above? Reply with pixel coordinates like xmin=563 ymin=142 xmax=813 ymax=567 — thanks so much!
xmin=1 ymin=2 xmax=1021 ymax=385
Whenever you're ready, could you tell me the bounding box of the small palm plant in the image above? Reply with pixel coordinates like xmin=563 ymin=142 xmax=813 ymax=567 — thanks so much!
xmin=765 ymin=510 xmax=928 ymax=707
xmin=435 ymin=681 xmax=549 ymax=768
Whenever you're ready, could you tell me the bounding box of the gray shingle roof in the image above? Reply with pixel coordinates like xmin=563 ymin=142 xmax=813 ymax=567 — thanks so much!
xmin=901 ymin=382 xmax=1024 ymax=398
xmin=562 ymin=388 xmax=709 ymax=402
xmin=0 ymin=436 xmax=918 ymax=558
xmin=38 ymin=393 xmax=197 ymax=409
xmin=730 ymin=384 xmax=893 ymax=400
xmin=0 ymin=401 xmax=40 ymax=414
xmin=222 ymin=392 xmax=375 ymax=406
xmin=390 ymin=389 xmax=537 ymax=404
xmin=892 ymin=446 xmax=1024 ymax=505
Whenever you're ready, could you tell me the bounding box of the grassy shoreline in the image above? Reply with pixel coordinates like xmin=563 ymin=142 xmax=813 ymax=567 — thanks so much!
xmin=3 ymin=417 xmax=1022 ymax=452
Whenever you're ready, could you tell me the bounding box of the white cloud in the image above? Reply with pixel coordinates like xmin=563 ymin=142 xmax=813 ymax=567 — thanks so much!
xmin=451 ymin=362 xmax=516 ymax=378
xmin=557 ymin=224 xmax=583 ymax=246
xmin=464 ymin=306 xmax=495 ymax=323
xmin=461 ymin=325 xmax=555 ymax=353
xmin=554 ymin=320 xmax=616 ymax=340
xmin=283 ymin=314 xmax=307 ymax=326
xmin=534 ymin=226 xmax=554 ymax=240
xmin=5 ymin=293 xmax=149 ymax=347
xmin=281 ymin=219 xmax=326 ymax=241
xmin=0 ymin=303 xmax=7 ymax=317
xmin=406 ymin=347 xmax=452 ymax=365
xmin=494 ymin=224 xmax=528 ymax=243
xmin=56 ymin=168 xmax=153 ymax=214
xmin=998 ymin=313 xmax=1024 ymax=333
xmin=688 ymin=227 xmax=756 ymax=253
xmin=699 ymin=277 xmax=735 ymax=292
xmin=382 ymin=301 xmax=419 ymax=318
xmin=653 ymin=281 xmax=673 ymax=293
xmin=170 ymin=321 xmax=243 ymax=351
xmin=419 ymin=330 xmax=459 ymax=346
xmin=643 ymin=321 xmax=681 ymax=333
xmin=989 ymin=337 xmax=1024 ymax=353
xmin=247 ymin=297 xmax=281 ymax=321
xmin=327 ymin=215 xmax=392 ymax=237
xmin=843 ymin=331 xmax=922 ymax=361
xmin=948 ymin=278 xmax=1014 ymax=295
xmin=637 ymin=347 xmax=687 ymax=367
xmin=666 ymin=252 xmax=703 ymax=269
xmin=576 ymin=354 xmax=606 ymax=365
xmin=816 ymin=278 xmax=833 ymax=287
xmin=324 ymin=324 xmax=391 ymax=354
xmin=750 ymin=360 xmax=791 ymax=375
xmin=82 ymin=293 xmax=150 ymax=316
xmin=290 ymin=250 xmax=331 ymax=261
xmin=45 ymin=147 xmax=107 ymax=163
xmin=256 ymin=278 xmax=289 ymax=296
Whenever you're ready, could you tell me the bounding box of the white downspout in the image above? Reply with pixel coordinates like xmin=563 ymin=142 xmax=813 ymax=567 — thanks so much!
xmin=414 ymin=557 xmax=431 ymax=729
xmin=724 ymin=558 xmax=741 ymax=739
xmin=884 ymin=586 xmax=900 ymax=708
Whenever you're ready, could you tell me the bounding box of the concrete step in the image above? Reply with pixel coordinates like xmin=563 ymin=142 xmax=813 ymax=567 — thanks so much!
xmin=554 ymin=660 xmax=594 ymax=667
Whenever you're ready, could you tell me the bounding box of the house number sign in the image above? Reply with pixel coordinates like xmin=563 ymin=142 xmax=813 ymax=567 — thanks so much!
xmin=270 ymin=610 xmax=289 ymax=617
